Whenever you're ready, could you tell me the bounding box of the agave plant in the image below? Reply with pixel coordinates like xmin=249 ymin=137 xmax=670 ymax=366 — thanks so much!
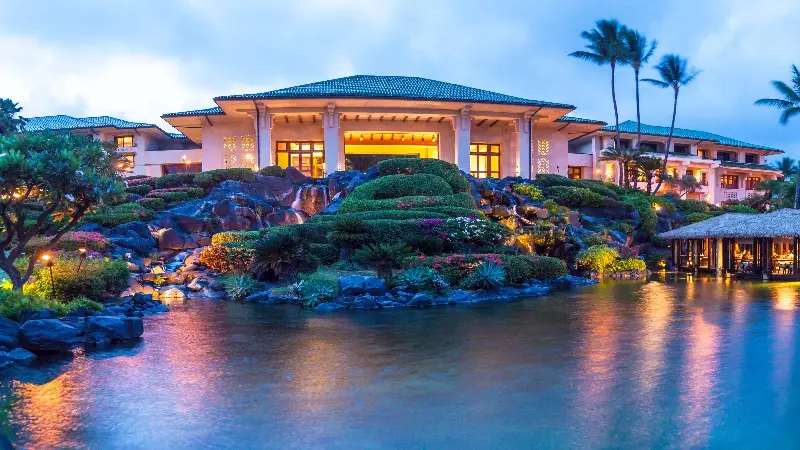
xmin=299 ymin=281 xmax=335 ymax=308
xmin=466 ymin=261 xmax=507 ymax=290
xmin=396 ymin=266 xmax=450 ymax=294
xmin=221 ymin=274 xmax=259 ymax=301
xmin=353 ymin=243 xmax=415 ymax=281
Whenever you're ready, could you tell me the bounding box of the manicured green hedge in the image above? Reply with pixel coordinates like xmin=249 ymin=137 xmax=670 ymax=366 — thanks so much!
xmin=405 ymin=253 xmax=566 ymax=285
xmin=376 ymin=158 xmax=471 ymax=192
xmin=124 ymin=184 xmax=152 ymax=196
xmin=155 ymin=173 xmax=196 ymax=189
xmin=675 ymin=199 xmax=710 ymax=214
xmin=413 ymin=206 xmax=486 ymax=219
xmin=548 ymin=186 xmax=605 ymax=208
xmin=84 ymin=203 xmax=155 ymax=227
xmin=135 ymin=197 xmax=166 ymax=211
xmin=199 ymin=243 xmax=254 ymax=273
xmin=511 ymin=183 xmax=543 ymax=200
xmin=211 ymin=230 xmax=263 ymax=246
xmin=194 ymin=168 xmax=256 ymax=189
xmin=311 ymin=210 xmax=451 ymax=222
xmin=723 ymin=204 xmax=758 ymax=214
xmin=534 ymin=174 xmax=620 ymax=200
xmin=348 ymin=173 xmax=454 ymax=200
xmin=576 ymin=245 xmax=619 ymax=273
xmin=258 ymin=165 xmax=286 ymax=177
xmin=686 ymin=212 xmax=715 ymax=224
xmin=338 ymin=192 xmax=476 ymax=214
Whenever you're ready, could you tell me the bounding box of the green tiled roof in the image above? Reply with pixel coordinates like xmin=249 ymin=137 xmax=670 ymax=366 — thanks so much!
xmin=555 ymin=116 xmax=606 ymax=125
xmin=213 ymin=75 xmax=575 ymax=109
xmin=600 ymin=120 xmax=782 ymax=153
xmin=24 ymin=115 xmax=186 ymax=139
xmin=162 ymin=106 xmax=224 ymax=118
xmin=720 ymin=161 xmax=779 ymax=171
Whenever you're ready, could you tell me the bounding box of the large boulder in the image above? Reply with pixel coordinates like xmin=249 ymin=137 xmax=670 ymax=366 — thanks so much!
xmin=0 ymin=317 xmax=20 ymax=349
xmin=110 ymin=221 xmax=153 ymax=240
xmin=19 ymin=320 xmax=80 ymax=352
xmin=157 ymin=228 xmax=196 ymax=250
xmin=291 ymin=185 xmax=330 ymax=216
xmin=171 ymin=214 xmax=207 ymax=234
xmin=7 ymin=348 xmax=36 ymax=365
xmin=326 ymin=170 xmax=362 ymax=200
xmin=284 ymin=166 xmax=310 ymax=184
xmin=265 ymin=210 xmax=305 ymax=227
xmin=110 ymin=236 xmax=156 ymax=256
xmin=338 ymin=275 xmax=386 ymax=297
xmin=85 ymin=316 xmax=144 ymax=345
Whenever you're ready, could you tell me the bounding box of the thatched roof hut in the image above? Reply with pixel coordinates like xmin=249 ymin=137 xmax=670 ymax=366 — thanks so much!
xmin=660 ymin=209 xmax=800 ymax=239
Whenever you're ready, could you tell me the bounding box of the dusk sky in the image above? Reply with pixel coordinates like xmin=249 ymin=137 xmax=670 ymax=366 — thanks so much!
xmin=2 ymin=0 xmax=799 ymax=160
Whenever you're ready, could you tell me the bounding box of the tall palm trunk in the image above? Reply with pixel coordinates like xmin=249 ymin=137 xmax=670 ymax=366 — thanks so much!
xmin=653 ymin=88 xmax=679 ymax=194
xmin=634 ymin=67 xmax=645 ymax=192
xmin=610 ymin=61 xmax=624 ymax=187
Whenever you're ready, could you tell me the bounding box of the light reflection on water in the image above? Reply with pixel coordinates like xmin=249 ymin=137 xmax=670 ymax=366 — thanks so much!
xmin=4 ymin=276 xmax=800 ymax=448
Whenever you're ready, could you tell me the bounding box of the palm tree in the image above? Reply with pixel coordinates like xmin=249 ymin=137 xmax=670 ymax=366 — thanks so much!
xmin=0 ymin=98 xmax=26 ymax=136
xmin=769 ymin=156 xmax=799 ymax=208
xmin=570 ymin=19 xmax=627 ymax=151
xmin=643 ymin=54 xmax=699 ymax=194
xmin=598 ymin=146 xmax=640 ymax=187
xmin=756 ymin=66 xmax=800 ymax=208
xmin=634 ymin=155 xmax=662 ymax=194
xmin=755 ymin=65 xmax=800 ymax=124
xmin=621 ymin=29 xmax=657 ymax=150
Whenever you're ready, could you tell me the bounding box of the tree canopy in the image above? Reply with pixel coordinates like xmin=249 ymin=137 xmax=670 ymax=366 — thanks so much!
xmin=0 ymin=132 xmax=124 ymax=289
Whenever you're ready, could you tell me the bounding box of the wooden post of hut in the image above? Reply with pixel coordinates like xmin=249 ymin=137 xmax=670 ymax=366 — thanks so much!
xmin=794 ymin=237 xmax=799 ymax=277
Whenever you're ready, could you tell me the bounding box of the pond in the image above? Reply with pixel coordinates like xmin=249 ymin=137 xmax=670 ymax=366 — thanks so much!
xmin=3 ymin=274 xmax=800 ymax=448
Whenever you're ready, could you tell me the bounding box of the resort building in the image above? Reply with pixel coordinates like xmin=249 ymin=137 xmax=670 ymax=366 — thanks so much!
xmin=23 ymin=115 xmax=200 ymax=177
xmin=24 ymin=76 xmax=783 ymax=204
xmin=160 ymin=75 xmax=606 ymax=179
xmin=660 ymin=209 xmax=800 ymax=279
xmin=568 ymin=120 xmax=784 ymax=204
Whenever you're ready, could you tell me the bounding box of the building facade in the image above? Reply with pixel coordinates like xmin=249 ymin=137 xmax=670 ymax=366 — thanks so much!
xmin=568 ymin=120 xmax=784 ymax=204
xmin=24 ymin=76 xmax=784 ymax=205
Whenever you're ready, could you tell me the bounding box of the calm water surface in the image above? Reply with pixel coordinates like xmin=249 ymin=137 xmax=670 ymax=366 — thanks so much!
xmin=3 ymin=275 xmax=800 ymax=448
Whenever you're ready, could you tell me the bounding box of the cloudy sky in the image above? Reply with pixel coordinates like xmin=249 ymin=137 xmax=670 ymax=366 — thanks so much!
xmin=2 ymin=0 xmax=799 ymax=159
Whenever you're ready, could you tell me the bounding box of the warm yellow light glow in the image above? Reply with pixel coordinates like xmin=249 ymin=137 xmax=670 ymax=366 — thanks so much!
xmin=595 ymin=168 xmax=602 ymax=174
xmin=653 ymin=203 xmax=662 ymax=212
xmin=151 ymin=265 xmax=165 ymax=275
xmin=40 ymin=253 xmax=51 ymax=262
xmin=359 ymin=135 xmax=364 ymax=141
xmin=78 ymin=247 xmax=87 ymax=254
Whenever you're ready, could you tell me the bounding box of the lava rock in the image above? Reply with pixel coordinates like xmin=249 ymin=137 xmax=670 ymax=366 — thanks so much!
xmin=172 ymin=214 xmax=206 ymax=234
xmin=315 ymin=302 xmax=344 ymax=311
xmin=409 ymin=293 xmax=434 ymax=307
xmin=284 ymin=166 xmax=310 ymax=184
xmin=0 ymin=317 xmax=21 ymax=349
xmin=7 ymin=348 xmax=36 ymax=365
xmin=19 ymin=319 xmax=80 ymax=352
xmin=243 ymin=291 xmax=271 ymax=303
xmin=85 ymin=316 xmax=144 ymax=345
xmin=337 ymin=275 xmax=386 ymax=297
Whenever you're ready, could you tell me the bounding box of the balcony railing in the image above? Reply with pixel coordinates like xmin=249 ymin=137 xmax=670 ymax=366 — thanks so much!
xmin=116 ymin=145 xmax=137 ymax=153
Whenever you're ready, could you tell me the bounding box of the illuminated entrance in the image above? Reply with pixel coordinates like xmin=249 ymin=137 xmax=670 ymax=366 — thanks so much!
xmin=344 ymin=132 xmax=439 ymax=172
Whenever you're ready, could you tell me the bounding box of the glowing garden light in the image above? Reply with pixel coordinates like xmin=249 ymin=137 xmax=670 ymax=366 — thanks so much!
xmin=40 ymin=253 xmax=56 ymax=298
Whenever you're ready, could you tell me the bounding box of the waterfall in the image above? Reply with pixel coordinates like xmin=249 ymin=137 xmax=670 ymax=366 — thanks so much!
xmin=290 ymin=187 xmax=304 ymax=211
xmin=292 ymin=210 xmax=305 ymax=224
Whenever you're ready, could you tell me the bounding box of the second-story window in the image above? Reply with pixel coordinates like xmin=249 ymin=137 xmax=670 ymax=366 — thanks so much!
xmin=716 ymin=151 xmax=734 ymax=162
xmin=618 ymin=139 xmax=632 ymax=149
xmin=698 ymin=149 xmax=708 ymax=159
xmin=673 ymin=144 xmax=690 ymax=155
xmin=745 ymin=154 xmax=758 ymax=164
xmin=640 ymin=141 xmax=661 ymax=153
xmin=115 ymin=136 xmax=134 ymax=148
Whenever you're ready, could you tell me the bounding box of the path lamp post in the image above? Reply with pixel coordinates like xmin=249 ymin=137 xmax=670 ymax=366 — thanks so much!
xmin=40 ymin=253 xmax=55 ymax=299
xmin=77 ymin=247 xmax=87 ymax=273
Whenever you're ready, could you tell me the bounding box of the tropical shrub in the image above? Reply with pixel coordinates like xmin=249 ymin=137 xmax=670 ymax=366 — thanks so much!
xmin=134 ymin=197 xmax=166 ymax=211
xmin=620 ymin=194 xmax=657 ymax=234
xmin=611 ymin=221 xmax=634 ymax=235
xmin=675 ymin=199 xmax=709 ymax=214
xmin=576 ymin=245 xmax=619 ymax=273
xmin=219 ymin=274 xmax=259 ymax=300
xmin=125 ymin=184 xmax=153 ymax=196
xmin=198 ymin=243 xmax=254 ymax=273
xmin=403 ymin=235 xmax=445 ymax=256
xmin=583 ymin=233 xmax=607 ymax=247
xmin=26 ymin=257 xmax=130 ymax=302
xmin=649 ymin=234 xmax=669 ymax=248
xmin=26 ymin=231 xmax=110 ymax=255
xmin=650 ymin=196 xmax=677 ymax=214
xmin=329 ymin=218 xmax=370 ymax=250
xmin=548 ymin=186 xmax=604 ymax=208
xmin=723 ymin=204 xmax=758 ymax=214
xmin=686 ymin=212 xmax=715 ymax=224
xmin=376 ymin=158 xmax=471 ymax=192
xmin=464 ymin=261 xmax=506 ymax=290
xmin=442 ymin=217 xmax=511 ymax=247
xmin=338 ymin=192 xmax=476 ymax=214
xmin=210 ymin=231 xmax=262 ymax=246
xmin=406 ymin=253 xmax=565 ymax=285
xmin=511 ymin=183 xmax=543 ymax=200
xmin=252 ymin=233 xmax=317 ymax=280
xmin=294 ymin=280 xmax=335 ymax=308
xmin=348 ymin=173 xmax=454 ymax=200
xmin=644 ymin=252 xmax=668 ymax=269
xmin=353 ymin=243 xmax=414 ymax=280
xmin=607 ymin=258 xmax=647 ymax=272
xmin=194 ymin=168 xmax=256 ymax=189
xmin=155 ymin=173 xmax=196 ymax=189
xmin=413 ymin=206 xmax=486 ymax=219
xmin=147 ymin=187 xmax=204 ymax=202
xmin=396 ymin=267 xmax=449 ymax=295
xmin=258 ymin=165 xmax=286 ymax=177
xmin=310 ymin=243 xmax=339 ymax=265
xmin=0 ymin=288 xmax=102 ymax=321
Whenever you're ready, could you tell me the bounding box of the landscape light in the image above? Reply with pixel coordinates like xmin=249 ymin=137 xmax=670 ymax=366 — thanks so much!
xmin=77 ymin=247 xmax=88 ymax=273
xmin=40 ymin=253 xmax=55 ymax=298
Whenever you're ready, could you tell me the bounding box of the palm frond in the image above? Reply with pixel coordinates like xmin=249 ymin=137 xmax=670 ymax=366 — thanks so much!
xmin=568 ymin=50 xmax=606 ymax=65
xmin=779 ymin=106 xmax=800 ymax=125
xmin=755 ymin=98 xmax=796 ymax=109
xmin=642 ymin=78 xmax=669 ymax=88
xmin=770 ymin=80 xmax=800 ymax=104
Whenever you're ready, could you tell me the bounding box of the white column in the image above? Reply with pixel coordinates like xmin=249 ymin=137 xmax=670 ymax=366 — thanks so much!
xmin=256 ymin=107 xmax=272 ymax=169
xmin=517 ymin=113 xmax=532 ymax=179
xmin=708 ymin=166 xmax=721 ymax=205
xmin=453 ymin=105 xmax=472 ymax=173
xmin=323 ymin=103 xmax=340 ymax=176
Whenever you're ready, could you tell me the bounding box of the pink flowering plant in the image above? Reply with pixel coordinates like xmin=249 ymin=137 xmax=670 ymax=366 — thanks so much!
xmin=441 ymin=217 xmax=510 ymax=247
